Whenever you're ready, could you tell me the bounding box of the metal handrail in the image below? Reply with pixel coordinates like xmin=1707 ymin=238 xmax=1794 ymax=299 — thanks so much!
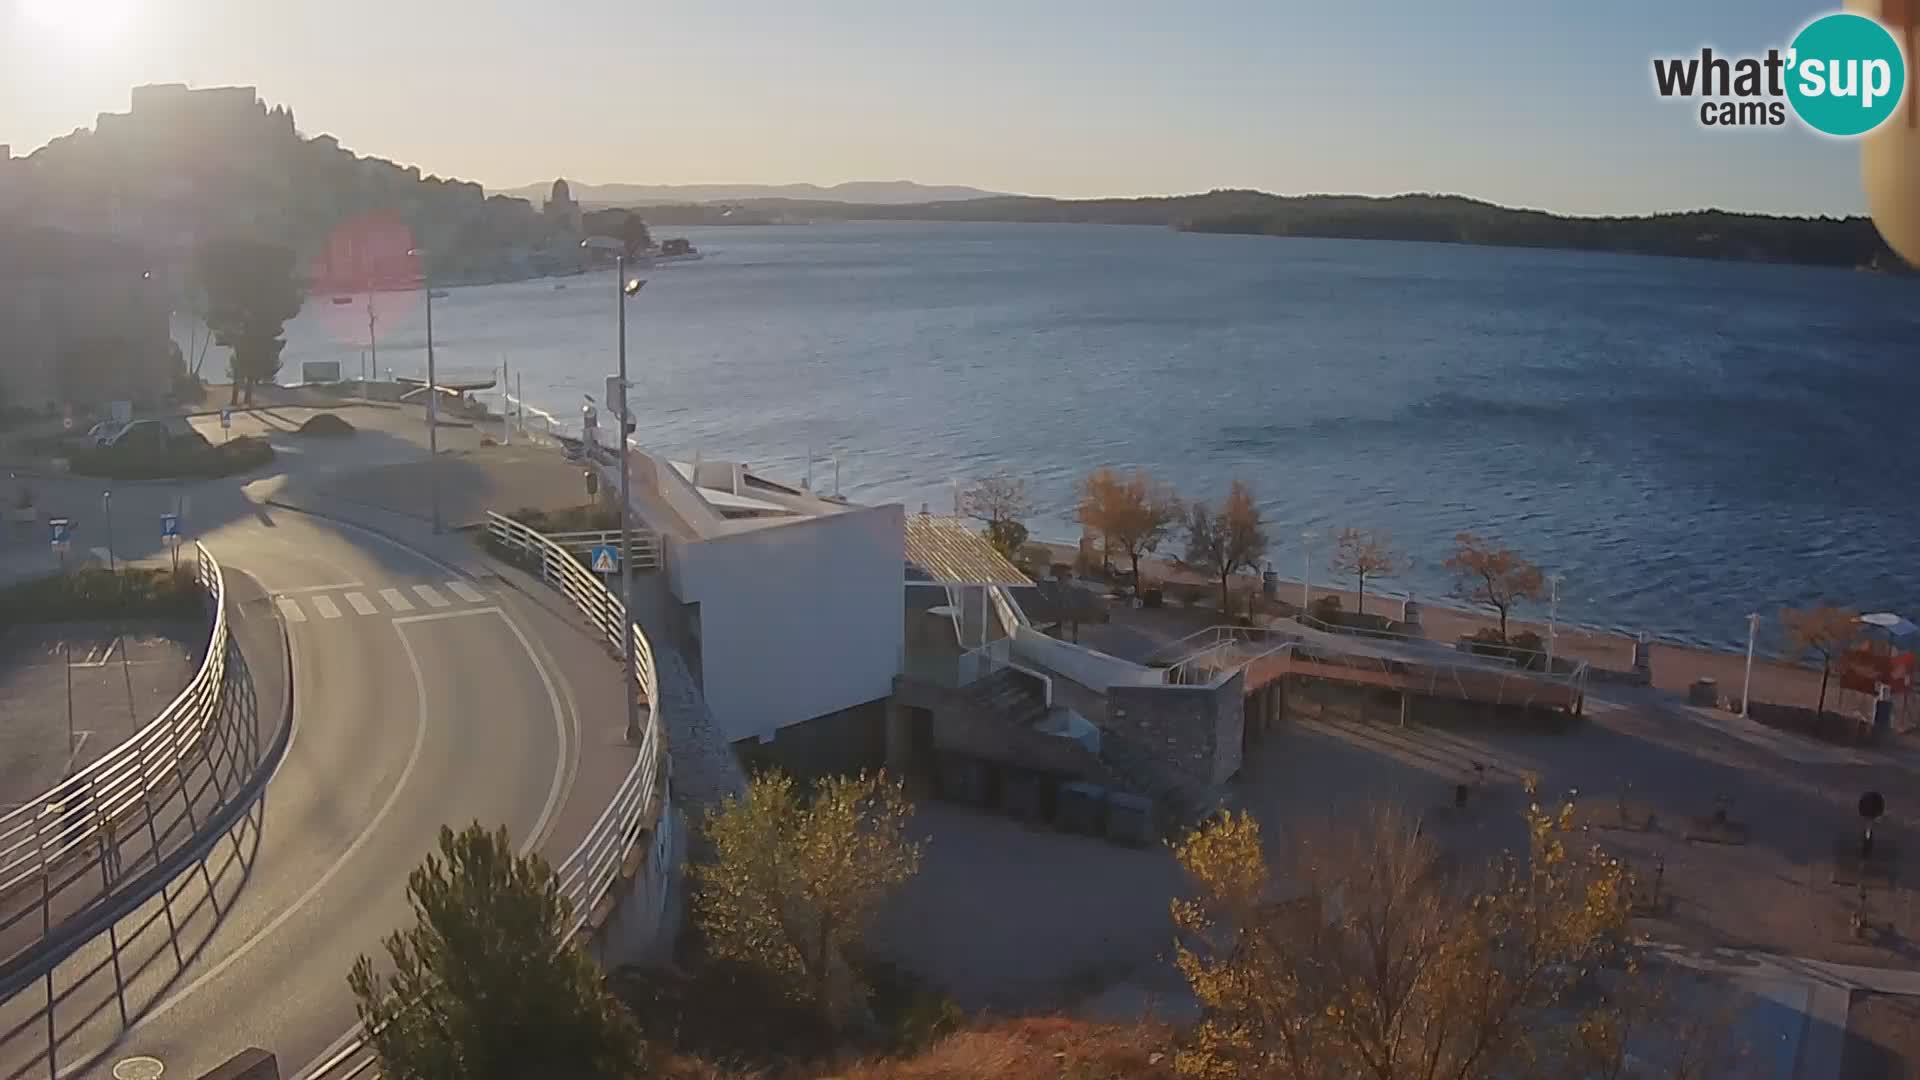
xmin=302 ymin=515 xmax=669 ymax=1079
xmin=0 ymin=544 xmax=229 ymax=935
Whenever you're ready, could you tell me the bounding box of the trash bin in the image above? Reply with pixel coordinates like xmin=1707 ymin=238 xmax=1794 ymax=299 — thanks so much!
xmin=1000 ymin=768 xmax=1045 ymax=822
xmin=1106 ymin=792 xmax=1154 ymax=846
xmin=1262 ymin=567 xmax=1278 ymax=599
xmin=937 ymin=754 xmax=992 ymax=807
xmin=1057 ymin=782 xmax=1106 ymax=836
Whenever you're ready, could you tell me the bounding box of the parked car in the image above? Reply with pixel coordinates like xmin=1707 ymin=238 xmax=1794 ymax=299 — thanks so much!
xmin=87 ymin=420 xmax=125 ymax=446
xmin=105 ymin=419 xmax=185 ymax=452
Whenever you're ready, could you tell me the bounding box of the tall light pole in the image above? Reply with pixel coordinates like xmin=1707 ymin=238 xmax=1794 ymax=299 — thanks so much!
xmin=366 ymin=294 xmax=378 ymax=402
xmin=1300 ymin=530 xmax=1313 ymax=615
xmin=583 ymin=237 xmax=646 ymax=744
xmin=1546 ymin=573 xmax=1563 ymax=671
xmin=1742 ymin=612 xmax=1760 ymax=718
xmin=407 ymin=249 xmax=442 ymax=533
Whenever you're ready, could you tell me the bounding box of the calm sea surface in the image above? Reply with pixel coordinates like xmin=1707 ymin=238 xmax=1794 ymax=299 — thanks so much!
xmin=277 ymin=221 xmax=1920 ymax=649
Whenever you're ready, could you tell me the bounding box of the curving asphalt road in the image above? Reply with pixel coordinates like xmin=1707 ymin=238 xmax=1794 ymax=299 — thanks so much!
xmin=0 ymin=489 xmax=637 ymax=1080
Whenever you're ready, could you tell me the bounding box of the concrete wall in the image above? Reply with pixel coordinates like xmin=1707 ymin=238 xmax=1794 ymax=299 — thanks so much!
xmin=590 ymin=801 xmax=684 ymax=969
xmin=1010 ymin=625 xmax=1164 ymax=690
xmin=738 ymin=697 xmax=889 ymax=780
xmin=668 ymin=503 xmax=905 ymax=742
xmin=1105 ymin=672 xmax=1245 ymax=788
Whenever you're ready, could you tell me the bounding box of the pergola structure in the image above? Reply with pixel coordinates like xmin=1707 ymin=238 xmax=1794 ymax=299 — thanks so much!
xmin=904 ymin=513 xmax=1031 ymax=666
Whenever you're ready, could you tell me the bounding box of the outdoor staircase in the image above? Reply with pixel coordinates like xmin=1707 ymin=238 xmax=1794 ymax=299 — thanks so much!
xmin=964 ymin=668 xmax=1050 ymax=729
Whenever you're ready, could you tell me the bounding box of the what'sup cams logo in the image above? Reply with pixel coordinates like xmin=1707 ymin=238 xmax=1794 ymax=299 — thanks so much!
xmin=1653 ymin=11 xmax=1910 ymax=136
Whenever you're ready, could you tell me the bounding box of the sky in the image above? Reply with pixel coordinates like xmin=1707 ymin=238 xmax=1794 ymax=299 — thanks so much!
xmin=0 ymin=0 xmax=1879 ymax=216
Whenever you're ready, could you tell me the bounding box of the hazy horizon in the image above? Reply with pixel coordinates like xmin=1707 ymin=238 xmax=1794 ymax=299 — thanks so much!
xmin=2 ymin=1 xmax=1872 ymax=218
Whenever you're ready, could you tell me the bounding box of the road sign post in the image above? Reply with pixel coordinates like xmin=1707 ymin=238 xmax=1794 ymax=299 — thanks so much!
xmin=162 ymin=512 xmax=181 ymax=575
xmin=590 ymin=543 xmax=620 ymax=600
xmin=220 ymin=407 xmax=233 ymax=444
xmin=49 ymin=517 xmax=70 ymax=572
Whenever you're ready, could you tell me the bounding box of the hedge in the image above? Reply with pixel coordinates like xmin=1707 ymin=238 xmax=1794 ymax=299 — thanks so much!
xmin=69 ymin=435 xmax=275 ymax=480
xmin=0 ymin=566 xmax=202 ymax=625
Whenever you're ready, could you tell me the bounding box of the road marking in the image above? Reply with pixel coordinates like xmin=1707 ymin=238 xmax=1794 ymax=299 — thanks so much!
xmin=379 ymin=588 xmax=414 ymax=612
xmin=446 ymin=580 xmax=486 ymax=603
xmin=392 ymin=606 xmax=502 ymax=625
xmin=274 ymin=581 xmax=364 ymax=595
xmin=310 ymin=595 xmax=342 ymax=620
xmin=344 ymin=591 xmax=377 ymax=616
xmin=412 ymin=584 xmax=451 ymax=608
xmin=121 ymin=613 xmax=434 ymax=1035
xmin=275 ymin=597 xmax=307 ymax=623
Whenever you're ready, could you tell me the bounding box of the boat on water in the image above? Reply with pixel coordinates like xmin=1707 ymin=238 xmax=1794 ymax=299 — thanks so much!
xmin=331 ymin=296 xmax=354 ymax=305
xmin=430 ymin=289 xmax=451 ymax=299
xmin=652 ymin=237 xmax=703 ymax=264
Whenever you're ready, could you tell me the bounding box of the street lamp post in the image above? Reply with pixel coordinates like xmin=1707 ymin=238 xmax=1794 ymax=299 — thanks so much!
xmin=1301 ymin=530 xmax=1313 ymax=614
xmin=1742 ymin=612 xmax=1760 ymax=718
xmin=1546 ymin=573 xmax=1563 ymax=671
xmin=583 ymin=237 xmax=646 ymax=744
xmin=101 ymin=491 xmax=115 ymax=573
xmin=408 ymin=249 xmax=442 ymax=534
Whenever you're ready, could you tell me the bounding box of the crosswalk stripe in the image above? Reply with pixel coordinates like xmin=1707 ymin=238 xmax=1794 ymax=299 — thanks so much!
xmin=380 ymin=588 xmax=414 ymax=612
xmin=446 ymin=580 xmax=486 ymax=603
xmin=345 ymin=592 xmax=377 ymax=616
xmin=311 ymin=595 xmax=342 ymax=619
xmin=276 ymin=597 xmax=307 ymax=623
xmin=412 ymin=584 xmax=451 ymax=609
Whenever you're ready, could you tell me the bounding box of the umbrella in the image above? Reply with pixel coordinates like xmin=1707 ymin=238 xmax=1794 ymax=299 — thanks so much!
xmin=1859 ymin=612 xmax=1919 ymax=637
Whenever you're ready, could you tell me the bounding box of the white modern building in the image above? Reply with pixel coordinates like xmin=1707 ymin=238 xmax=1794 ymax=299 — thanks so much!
xmin=609 ymin=448 xmax=906 ymax=751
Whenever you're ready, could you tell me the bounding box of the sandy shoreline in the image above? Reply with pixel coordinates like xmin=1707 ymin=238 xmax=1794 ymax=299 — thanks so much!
xmin=1031 ymin=538 xmax=1890 ymax=721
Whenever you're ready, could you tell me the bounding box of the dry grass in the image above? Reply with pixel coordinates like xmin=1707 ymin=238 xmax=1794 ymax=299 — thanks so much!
xmin=652 ymin=1019 xmax=1174 ymax=1080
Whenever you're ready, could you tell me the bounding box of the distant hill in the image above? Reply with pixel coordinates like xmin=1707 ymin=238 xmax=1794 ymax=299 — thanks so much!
xmin=623 ymin=190 xmax=1906 ymax=271
xmin=496 ymin=180 xmax=1005 ymax=207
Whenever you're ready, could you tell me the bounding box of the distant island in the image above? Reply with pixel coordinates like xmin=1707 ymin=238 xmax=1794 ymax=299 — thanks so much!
xmin=495 ymin=179 xmax=1005 ymax=208
xmin=613 ymin=190 xmax=1909 ymax=272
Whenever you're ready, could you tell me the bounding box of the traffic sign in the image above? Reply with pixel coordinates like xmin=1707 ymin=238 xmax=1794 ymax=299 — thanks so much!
xmin=220 ymin=408 xmax=233 ymax=430
xmin=161 ymin=513 xmax=180 ymax=540
xmin=49 ymin=517 xmax=70 ymax=550
xmin=590 ymin=545 xmax=619 ymax=574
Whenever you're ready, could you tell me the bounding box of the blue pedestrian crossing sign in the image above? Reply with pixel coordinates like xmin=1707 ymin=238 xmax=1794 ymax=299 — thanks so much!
xmin=161 ymin=513 xmax=180 ymax=540
xmin=590 ymin=545 xmax=620 ymax=574
xmin=49 ymin=517 xmax=70 ymax=549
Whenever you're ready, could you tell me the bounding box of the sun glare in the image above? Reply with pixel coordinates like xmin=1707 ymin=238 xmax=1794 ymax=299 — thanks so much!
xmin=16 ymin=0 xmax=133 ymax=46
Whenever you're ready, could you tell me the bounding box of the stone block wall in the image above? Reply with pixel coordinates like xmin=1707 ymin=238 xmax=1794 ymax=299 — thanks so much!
xmin=1104 ymin=671 xmax=1245 ymax=789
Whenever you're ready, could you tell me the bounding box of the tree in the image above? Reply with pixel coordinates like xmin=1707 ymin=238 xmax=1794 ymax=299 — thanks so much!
xmin=1169 ymin=802 xmax=1720 ymax=1080
xmin=960 ymin=471 xmax=1035 ymax=559
xmin=1780 ymin=605 xmax=1860 ymax=717
xmin=196 ymin=236 xmax=304 ymax=407
xmin=1329 ymin=527 xmax=1401 ymax=616
xmin=617 ymin=211 xmax=652 ymax=257
xmin=1444 ymin=532 xmax=1544 ymax=642
xmin=347 ymin=822 xmax=644 ymax=1080
xmin=694 ymin=770 xmax=922 ymax=1028
xmin=1076 ymin=467 xmax=1182 ymax=593
xmin=1183 ymin=480 xmax=1270 ymax=614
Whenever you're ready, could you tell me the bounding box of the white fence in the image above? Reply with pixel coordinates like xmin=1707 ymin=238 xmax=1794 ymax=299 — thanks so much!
xmin=0 ymin=543 xmax=233 ymax=969
xmin=306 ymin=514 xmax=670 ymax=1079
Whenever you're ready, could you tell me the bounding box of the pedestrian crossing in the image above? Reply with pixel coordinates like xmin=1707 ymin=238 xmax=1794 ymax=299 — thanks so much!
xmin=274 ymin=581 xmax=491 ymax=624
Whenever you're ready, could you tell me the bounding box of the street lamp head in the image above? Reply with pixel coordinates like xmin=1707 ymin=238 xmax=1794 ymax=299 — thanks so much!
xmin=623 ymin=277 xmax=646 ymax=298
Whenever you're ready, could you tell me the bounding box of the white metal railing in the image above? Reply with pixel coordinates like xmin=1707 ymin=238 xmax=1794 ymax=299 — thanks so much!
xmin=306 ymin=514 xmax=670 ymax=1079
xmin=0 ymin=543 xmax=232 ymax=957
xmin=541 ymin=528 xmax=662 ymax=572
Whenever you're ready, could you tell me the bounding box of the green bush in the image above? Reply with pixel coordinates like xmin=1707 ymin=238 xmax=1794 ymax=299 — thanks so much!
xmin=1309 ymin=594 xmax=1344 ymax=624
xmin=0 ymin=567 xmax=201 ymax=625
xmin=70 ymin=434 xmax=274 ymax=480
xmin=508 ymin=503 xmax=619 ymax=532
xmin=295 ymin=413 xmax=355 ymax=436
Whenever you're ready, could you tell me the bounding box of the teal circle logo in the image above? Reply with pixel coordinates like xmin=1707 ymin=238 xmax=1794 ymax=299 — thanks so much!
xmin=1786 ymin=13 xmax=1907 ymax=137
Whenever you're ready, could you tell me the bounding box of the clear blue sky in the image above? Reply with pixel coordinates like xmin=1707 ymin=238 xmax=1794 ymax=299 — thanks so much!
xmin=0 ymin=0 xmax=1871 ymax=215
